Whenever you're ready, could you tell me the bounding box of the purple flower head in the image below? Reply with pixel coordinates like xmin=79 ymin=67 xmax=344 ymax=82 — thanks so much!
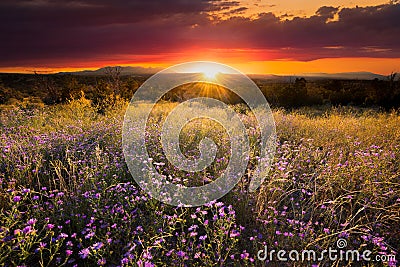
xmin=27 ymin=219 xmax=37 ymax=225
xmin=143 ymin=250 xmax=152 ymax=260
xmin=241 ymin=250 xmax=250 ymax=260
xmin=339 ymin=231 xmax=349 ymax=238
xmin=199 ymin=235 xmax=207 ymax=241
xmin=230 ymin=230 xmax=240 ymax=238
xmin=23 ymin=226 xmax=33 ymax=234
xmin=188 ymin=224 xmax=198 ymax=231
xmin=22 ymin=188 xmax=30 ymax=194
xmin=59 ymin=233 xmax=68 ymax=239
xmin=176 ymin=251 xmax=186 ymax=258
xmin=13 ymin=196 xmax=22 ymax=202
xmin=79 ymin=248 xmax=90 ymax=259
xmin=92 ymin=242 xmax=103 ymax=250
xmin=137 ymin=260 xmax=154 ymax=267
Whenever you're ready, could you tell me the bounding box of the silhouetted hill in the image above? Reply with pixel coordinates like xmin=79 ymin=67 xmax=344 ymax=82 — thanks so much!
xmin=58 ymin=66 xmax=162 ymax=76
xmin=249 ymin=72 xmax=387 ymax=81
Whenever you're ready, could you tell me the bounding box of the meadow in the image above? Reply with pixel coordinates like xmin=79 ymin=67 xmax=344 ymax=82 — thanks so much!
xmin=0 ymin=97 xmax=399 ymax=266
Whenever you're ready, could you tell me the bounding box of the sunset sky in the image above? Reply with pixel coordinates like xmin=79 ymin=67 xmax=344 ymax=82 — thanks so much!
xmin=0 ymin=0 xmax=399 ymax=74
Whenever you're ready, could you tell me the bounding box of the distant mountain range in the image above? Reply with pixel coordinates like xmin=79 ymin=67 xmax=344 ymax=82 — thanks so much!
xmin=249 ymin=72 xmax=387 ymax=81
xmin=58 ymin=67 xmax=388 ymax=80
xmin=58 ymin=66 xmax=162 ymax=76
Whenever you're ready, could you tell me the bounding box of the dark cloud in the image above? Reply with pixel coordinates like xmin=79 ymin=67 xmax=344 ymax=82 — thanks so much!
xmin=223 ymin=6 xmax=248 ymax=15
xmin=316 ymin=6 xmax=339 ymax=18
xmin=190 ymin=3 xmax=400 ymax=60
xmin=0 ymin=1 xmax=399 ymax=67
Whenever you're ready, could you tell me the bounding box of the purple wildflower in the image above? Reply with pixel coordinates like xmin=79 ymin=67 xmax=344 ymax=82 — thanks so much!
xmin=79 ymin=248 xmax=90 ymax=259
xmin=27 ymin=219 xmax=37 ymax=225
xmin=176 ymin=251 xmax=186 ymax=258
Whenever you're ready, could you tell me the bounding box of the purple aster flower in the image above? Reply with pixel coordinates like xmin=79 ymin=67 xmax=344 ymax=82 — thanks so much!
xmin=79 ymin=248 xmax=90 ymax=259
xmin=92 ymin=242 xmax=103 ymax=250
xmin=188 ymin=225 xmax=198 ymax=231
xmin=190 ymin=232 xmax=197 ymax=237
xmin=143 ymin=250 xmax=152 ymax=260
xmin=137 ymin=260 xmax=154 ymax=267
xmin=22 ymin=226 xmax=33 ymax=234
xmin=215 ymin=202 xmax=224 ymax=207
xmin=230 ymin=230 xmax=240 ymax=238
xmin=59 ymin=233 xmax=68 ymax=239
xmin=339 ymin=231 xmax=349 ymax=238
xmin=176 ymin=251 xmax=186 ymax=258
xmin=241 ymin=250 xmax=249 ymax=259
xmin=199 ymin=235 xmax=207 ymax=241
xmin=13 ymin=196 xmax=22 ymax=202
xmin=27 ymin=219 xmax=37 ymax=225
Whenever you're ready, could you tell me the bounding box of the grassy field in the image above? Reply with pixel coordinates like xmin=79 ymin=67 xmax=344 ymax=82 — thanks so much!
xmin=0 ymin=97 xmax=399 ymax=266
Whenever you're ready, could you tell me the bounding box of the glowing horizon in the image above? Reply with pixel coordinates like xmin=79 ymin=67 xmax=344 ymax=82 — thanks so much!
xmin=1 ymin=57 xmax=399 ymax=76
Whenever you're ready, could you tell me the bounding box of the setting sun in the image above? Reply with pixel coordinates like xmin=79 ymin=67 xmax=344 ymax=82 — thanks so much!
xmin=202 ymin=69 xmax=219 ymax=79
xmin=174 ymin=62 xmax=238 ymax=80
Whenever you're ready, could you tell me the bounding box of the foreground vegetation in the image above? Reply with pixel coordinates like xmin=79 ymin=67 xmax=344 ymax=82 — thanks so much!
xmin=1 ymin=71 xmax=399 ymax=109
xmin=0 ymin=98 xmax=399 ymax=266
